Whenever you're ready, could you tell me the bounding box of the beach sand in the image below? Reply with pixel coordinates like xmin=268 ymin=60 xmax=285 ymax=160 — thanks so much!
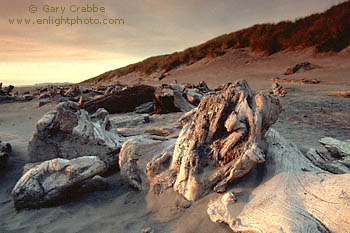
xmin=1 ymin=49 xmax=349 ymax=233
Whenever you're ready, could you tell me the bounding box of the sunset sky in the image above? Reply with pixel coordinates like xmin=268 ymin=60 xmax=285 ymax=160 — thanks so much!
xmin=1 ymin=0 xmax=345 ymax=86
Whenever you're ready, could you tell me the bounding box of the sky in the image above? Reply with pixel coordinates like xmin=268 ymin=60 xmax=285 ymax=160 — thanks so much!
xmin=0 ymin=0 xmax=346 ymax=86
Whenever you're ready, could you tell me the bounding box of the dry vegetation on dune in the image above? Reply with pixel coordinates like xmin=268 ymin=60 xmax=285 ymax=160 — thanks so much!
xmin=81 ymin=1 xmax=350 ymax=85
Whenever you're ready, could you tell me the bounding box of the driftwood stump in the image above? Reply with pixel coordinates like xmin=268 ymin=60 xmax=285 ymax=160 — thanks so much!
xmin=148 ymin=80 xmax=282 ymax=201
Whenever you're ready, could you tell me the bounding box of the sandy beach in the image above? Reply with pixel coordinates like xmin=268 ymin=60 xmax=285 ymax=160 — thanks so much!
xmin=1 ymin=48 xmax=349 ymax=232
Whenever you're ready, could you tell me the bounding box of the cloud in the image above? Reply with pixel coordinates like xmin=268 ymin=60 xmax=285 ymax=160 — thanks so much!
xmin=2 ymin=0 xmax=345 ymax=60
xmin=0 ymin=35 xmax=140 ymax=62
xmin=0 ymin=0 xmax=346 ymax=84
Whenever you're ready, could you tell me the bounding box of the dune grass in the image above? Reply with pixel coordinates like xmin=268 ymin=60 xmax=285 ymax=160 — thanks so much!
xmin=82 ymin=1 xmax=350 ymax=84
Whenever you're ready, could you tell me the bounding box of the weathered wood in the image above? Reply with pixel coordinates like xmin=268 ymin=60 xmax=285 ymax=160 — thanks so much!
xmin=305 ymin=148 xmax=350 ymax=174
xmin=319 ymin=137 xmax=350 ymax=158
xmin=135 ymin=101 xmax=154 ymax=114
xmin=184 ymin=88 xmax=203 ymax=105
xmin=173 ymin=91 xmax=195 ymax=112
xmin=0 ymin=139 xmax=11 ymax=169
xmin=12 ymin=156 xmax=107 ymax=209
xmin=148 ymin=80 xmax=282 ymax=201
xmin=28 ymin=101 xmax=124 ymax=170
xmin=153 ymin=86 xmax=181 ymax=114
xmin=207 ymin=128 xmax=350 ymax=233
xmin=272 ymin=82 xmax=287 ymax=97
xmin=118 ymin=136 xmax=176 ymax=191
xmin=153 ymin=85 xmax=195 ymax=114
xmin=81 ymin=85 xmax=156 ymax=114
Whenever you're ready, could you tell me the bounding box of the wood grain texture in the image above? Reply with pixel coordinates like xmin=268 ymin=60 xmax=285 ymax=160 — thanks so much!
xmin=208 ymin=129 xmax=350 ymax=233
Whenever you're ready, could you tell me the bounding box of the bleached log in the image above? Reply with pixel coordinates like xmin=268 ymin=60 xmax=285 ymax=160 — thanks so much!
xmin=12 ymin=156 xmax=107 ymax=209
xmin=208 ymin=129 xmax=350 ymax=233
xmin=305 ymin=148 xmax=350 ymax=174
xmin=319 ymin=137 xmax=350 ymax=158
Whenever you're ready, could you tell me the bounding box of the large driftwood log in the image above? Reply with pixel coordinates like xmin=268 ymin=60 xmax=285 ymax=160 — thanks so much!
xmin=207 ymin=129 xmax=350 ymax=233
xmin=81 ymin=85 xmax=155 ymax=114
xmin=28 ymin=101 xmax=124 ymax=170
xmin=148 ymin=80 xmax=282 ymax=201
xmin=12 ymin=156 xmax=107 ymax=209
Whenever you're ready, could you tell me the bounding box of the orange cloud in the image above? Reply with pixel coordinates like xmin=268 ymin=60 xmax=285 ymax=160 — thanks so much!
xmin=0 ymin=35 xmax=140 ymax=62
xmin=0 ymin=0 xmax=345 ymax=85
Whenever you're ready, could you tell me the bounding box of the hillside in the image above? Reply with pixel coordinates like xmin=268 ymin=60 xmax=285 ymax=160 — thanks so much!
xmin=81 ymin=1 xmax=350 ymax=85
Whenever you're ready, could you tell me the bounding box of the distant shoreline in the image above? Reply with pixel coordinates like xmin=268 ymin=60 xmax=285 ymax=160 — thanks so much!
xmin=1 ymin=82 xmax=73 ymax=88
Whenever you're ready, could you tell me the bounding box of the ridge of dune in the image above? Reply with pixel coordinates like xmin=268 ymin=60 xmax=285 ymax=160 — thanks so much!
xmin=81 ymin=1 xmax=350 ymax=86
